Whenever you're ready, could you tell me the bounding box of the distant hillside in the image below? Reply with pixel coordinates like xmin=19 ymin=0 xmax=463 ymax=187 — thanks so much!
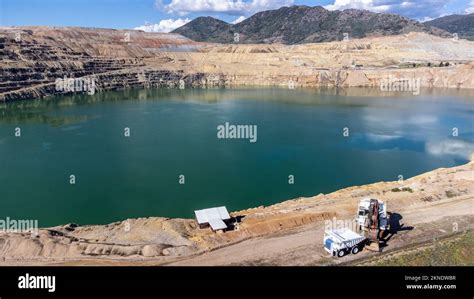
xmin=172 ymin=17 xmax=233 ymax=43
xmin=425 ymin=14 xmax=474 ymax=41
xmin=173 ymin=5 xmax=449 ymax=44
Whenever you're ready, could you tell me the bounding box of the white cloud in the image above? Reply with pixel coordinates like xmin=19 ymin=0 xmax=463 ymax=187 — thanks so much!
xmin=408 ymin=115 xmax=438 ymax=125
xmin=426 ymin=139 xmax=474 ymax=159
xmin=420 ymin=16 xmax=434 ymax=22
xmin=325 ymin=0 xmax=391 ymax=13
xmin=324 ymin=0 xmax=448 ymax=21
xmin=134 ymin=18 xmax=191 ymax=33
xmin=365 ymin=133 xmax=402 ymax=142
xmin=232 ymin=16 xmax=247 ymax=24
xmin=466 ymin=0 xmax=474 ymax=13
xmin=363 ymin=114 xmax=438 ymax=127
xmin=158 ymin=0 xmax=295 ymax=16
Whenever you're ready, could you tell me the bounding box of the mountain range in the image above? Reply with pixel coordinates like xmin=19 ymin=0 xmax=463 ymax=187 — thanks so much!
xmin=171 ymin=5 xmax=470 ymax=44
xmin=425 ymin=13 xmax=474 ymax=41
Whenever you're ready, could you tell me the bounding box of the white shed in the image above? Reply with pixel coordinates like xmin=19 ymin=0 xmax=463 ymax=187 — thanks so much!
xmin=194 ymin=206 xmax=231 ymax=232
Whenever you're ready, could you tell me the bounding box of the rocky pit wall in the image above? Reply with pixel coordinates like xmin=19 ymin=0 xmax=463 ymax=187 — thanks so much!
xmin=1 ymin=63 xmax=473 ymax=102
xmin=1 ymin=28 xmax=474 ymax=102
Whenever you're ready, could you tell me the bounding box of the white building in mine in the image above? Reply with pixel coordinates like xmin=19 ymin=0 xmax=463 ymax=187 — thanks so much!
xmin=194 ymin=206 xmax=231 ymax=232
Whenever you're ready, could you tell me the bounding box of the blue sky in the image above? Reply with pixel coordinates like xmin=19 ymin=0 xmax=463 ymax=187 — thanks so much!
xmin=1 ymin=0 xmax=473 ymax=32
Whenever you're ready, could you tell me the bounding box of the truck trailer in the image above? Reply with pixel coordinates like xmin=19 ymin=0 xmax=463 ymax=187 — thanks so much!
xmin=323 ymin=228 xmax=367 ymax=258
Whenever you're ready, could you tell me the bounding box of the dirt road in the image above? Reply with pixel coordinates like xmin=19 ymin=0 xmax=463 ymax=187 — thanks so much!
xmin=167 ymin=195 xmax=473 ymax=266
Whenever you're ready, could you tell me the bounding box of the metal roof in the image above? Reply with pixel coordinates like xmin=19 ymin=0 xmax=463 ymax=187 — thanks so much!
xmin=208 ymin=218 xmax=227 ymax=231
xmin=194 ymin=206 xmax=231 ymax=230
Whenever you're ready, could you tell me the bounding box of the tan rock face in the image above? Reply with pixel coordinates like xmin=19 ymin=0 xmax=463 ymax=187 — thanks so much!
xmin=141 ymin=245 xmax=165 ymax=257
xmin=1 ymin=28 xmax=473 ymax=102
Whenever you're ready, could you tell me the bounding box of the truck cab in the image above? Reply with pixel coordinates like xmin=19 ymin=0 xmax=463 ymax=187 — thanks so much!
xmin=356 ymin=198 xmax=389 ymax=231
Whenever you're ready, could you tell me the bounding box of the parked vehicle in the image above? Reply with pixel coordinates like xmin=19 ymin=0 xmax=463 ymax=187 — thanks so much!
xmin=323 ymin=228 xmax=367 ymax=257
xmin=356 ymin=198 xmax=389 ymax=232
xmin=355 ymin=198 xmax=390 ymax=251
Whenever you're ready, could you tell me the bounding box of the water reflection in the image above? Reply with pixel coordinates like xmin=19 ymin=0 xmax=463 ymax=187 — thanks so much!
xmin=0 ymin=87 xmax=473 ymax=226
xmin=426 ymin=138 xmax=474 ymax=159
xmin=1 ymin=86 xmax=473 ymax=111
xmin=0 ymin=110 xmax=88 ymax=127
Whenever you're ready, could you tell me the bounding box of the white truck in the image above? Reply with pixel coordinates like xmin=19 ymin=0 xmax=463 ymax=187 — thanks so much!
xmin=324 ymin=228 xmax=367 ymax=258
xmin=356 ymin=198 xmax=389 ymax=232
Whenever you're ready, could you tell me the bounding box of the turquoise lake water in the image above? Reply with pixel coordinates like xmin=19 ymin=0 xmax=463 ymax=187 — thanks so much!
xmin=0 ymin=88 xmax=473 ymax=226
